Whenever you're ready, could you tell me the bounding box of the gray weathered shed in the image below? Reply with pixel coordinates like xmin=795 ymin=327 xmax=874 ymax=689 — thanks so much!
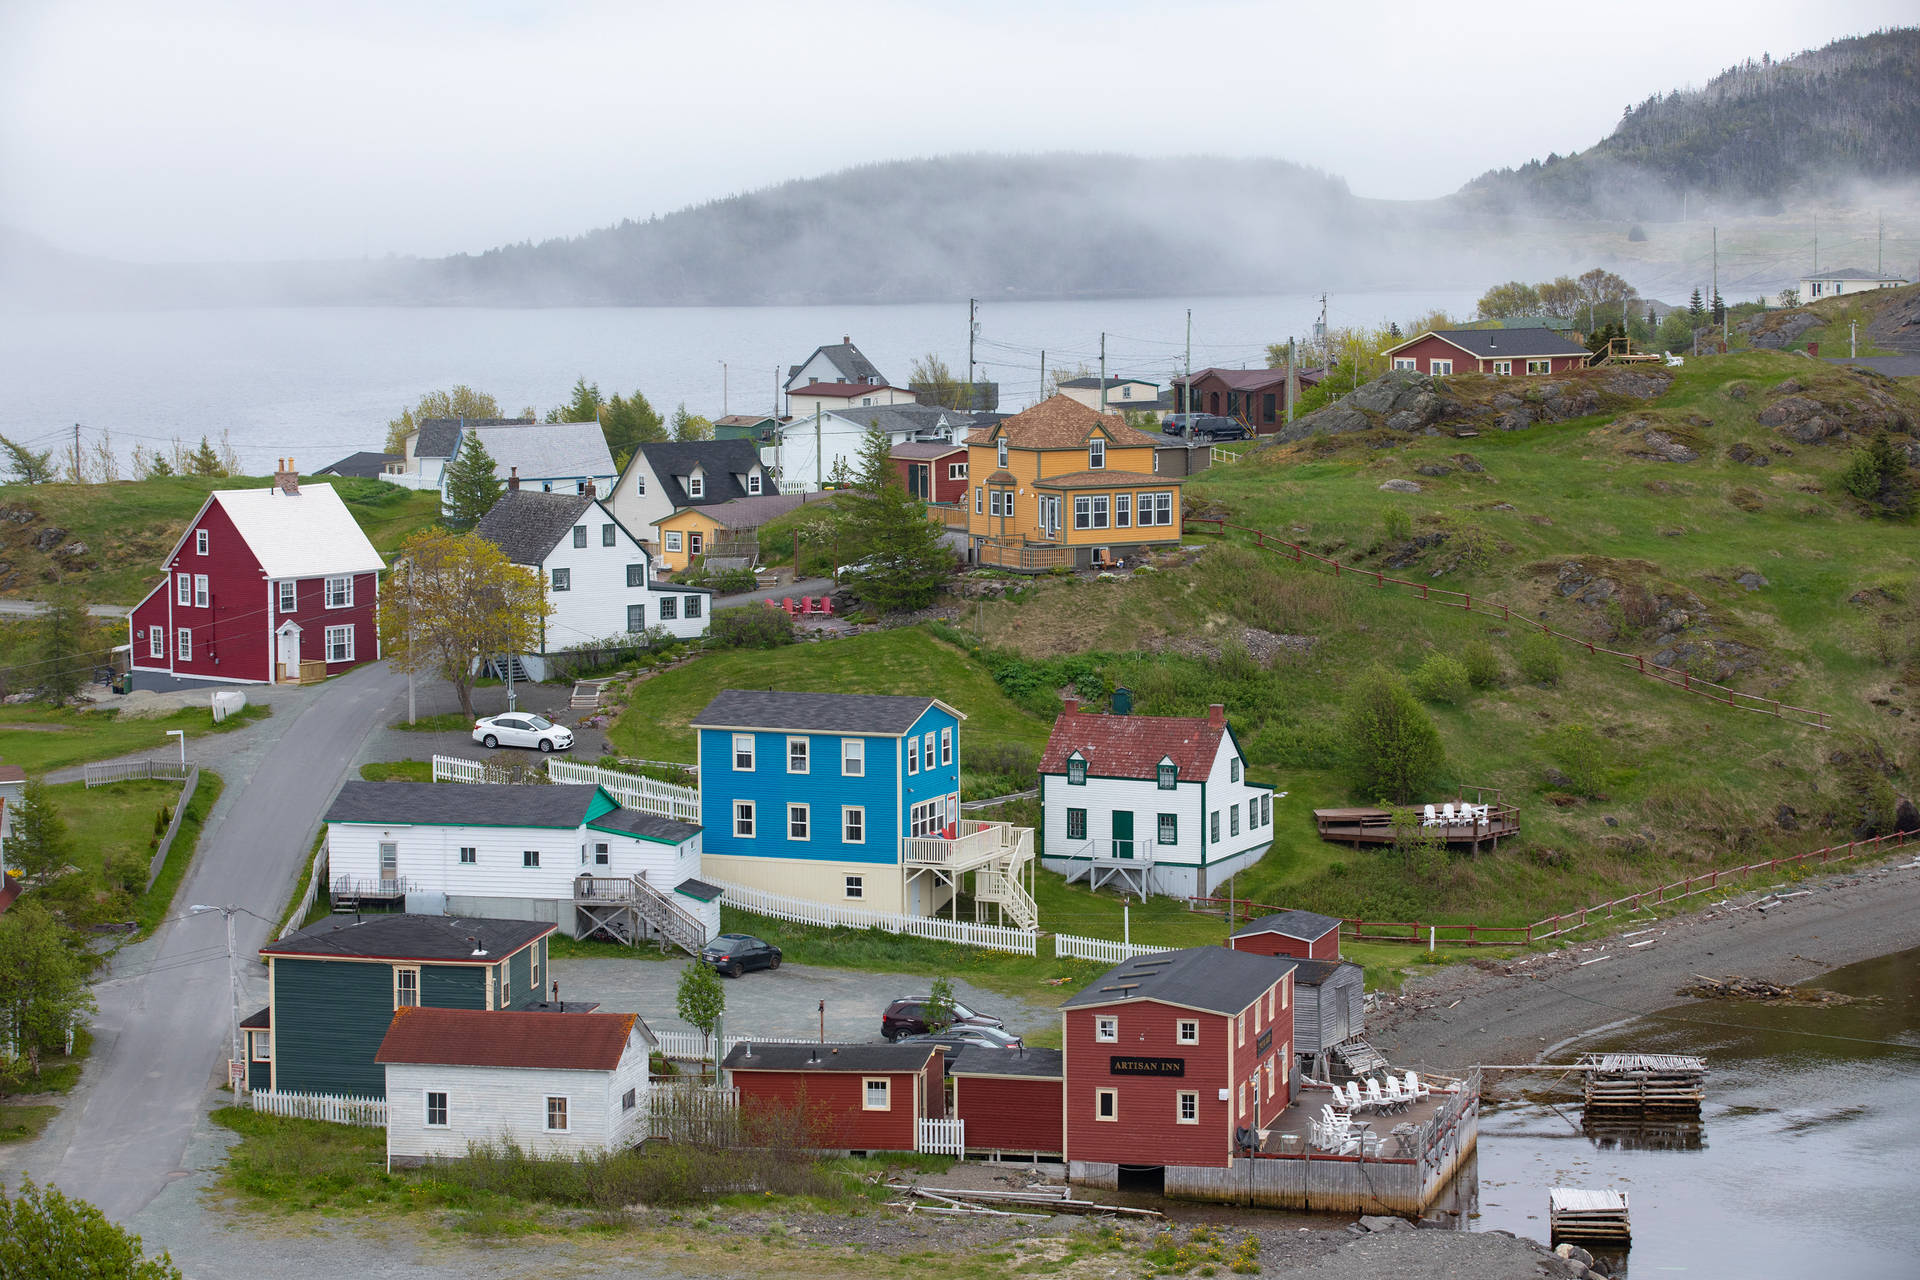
xmin=1289 ymin=958 xmax=1365 ymax=1060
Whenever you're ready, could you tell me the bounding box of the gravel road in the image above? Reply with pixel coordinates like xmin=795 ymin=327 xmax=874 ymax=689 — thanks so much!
xmin=1369 ymin=849 xmax=1920 ymax=1073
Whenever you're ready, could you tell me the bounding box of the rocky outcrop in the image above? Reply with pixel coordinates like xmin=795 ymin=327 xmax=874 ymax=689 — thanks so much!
xmin=1739 ymin=309 xmax=1823 ymax=349
xmin=1378 ymin=478 xmax=1422 ymax=493
xmin=1550 ymin=560 xmax=1765 ymax=682
xmin=1756 ymin=373 xmax=1916 ymax=444
xmin=1613 ymin=414 xmax=1702 ymax=462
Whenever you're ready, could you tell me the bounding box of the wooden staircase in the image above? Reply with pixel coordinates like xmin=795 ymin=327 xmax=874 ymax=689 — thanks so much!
xmin=633 ymin=875 xmax=707 ymax=956
xmin=573 ymin=874 xmax=707 ymax=956
xmin=973 ymin=865 xmax=1039 ymax=931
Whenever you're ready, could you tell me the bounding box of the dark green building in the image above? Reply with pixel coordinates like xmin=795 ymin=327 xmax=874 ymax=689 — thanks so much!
xmin=247 ymin=914 xmax=558 ymax=1099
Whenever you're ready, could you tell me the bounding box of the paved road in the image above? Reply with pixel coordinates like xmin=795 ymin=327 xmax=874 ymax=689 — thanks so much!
xmin=0 ymin=599 xmax=133 ymax=618
xmin=715 ymin=576 xmax=835 ymax=608
xmin=25 ymin=661 xmax=406 ymax=1222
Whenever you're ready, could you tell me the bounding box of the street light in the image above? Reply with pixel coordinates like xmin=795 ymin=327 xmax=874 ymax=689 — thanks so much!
xmin=192 ymin=904 xmax=243 ymax=1089
xmin=166 ymin=728 xmax=185 ymax=768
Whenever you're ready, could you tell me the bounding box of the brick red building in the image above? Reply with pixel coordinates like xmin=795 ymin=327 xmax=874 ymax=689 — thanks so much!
xmin=1061 ymin=947 xmax=1296 ymax=1188
xmin=1170 ymin=368 xmax=1326 ymax=434
xmin=1228 ymin=909 xmax=1342 ymax=961
xmin=950 ymin=1048 xmax=1064 ymax=1157
xmin=722 ymin=1042 xmax=945 ymax=1154
xmin=128 ymin=464 xmax=385 ymax=688
xmin=1379 ymin=329 xmax=1590 ymax=377
xmin=889 ymin=440 xmax=969 ymax=506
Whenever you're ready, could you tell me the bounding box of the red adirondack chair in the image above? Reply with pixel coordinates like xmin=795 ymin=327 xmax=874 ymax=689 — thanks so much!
xmin=802 ymin=596 xmax=820 ymax=614
xmin=820 ymin=596 xmax=835 ymax=616
xmin=781 ymin=597 xmax=796 ymax=615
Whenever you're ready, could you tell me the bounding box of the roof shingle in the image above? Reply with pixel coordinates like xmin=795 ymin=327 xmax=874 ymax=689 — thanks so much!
xmin=964 ymin=396 xmax=1164 ymax=451
xmin=632 ymin=439 xmax=768 ymax=509
xmin=375 ymin=1007 xmax=650 ymax=1070
xmin=691 ymin=690 xmax=955 ymax=735
xmin=1392 ymin=329 xmax=1591 ymax=360
xmin=1233 ymin=909 xmax=1342 ymax=944
xmin=1033 ymin=468 xmax=1181 ymax=489
xmin=1060 ymin=946 xmax=1296 ymax=1016
xmin=262 ymin=913 xmax=553 ymax=962
xmin=473 ymin=490 xmax=595 ymax=565
xmin=324 ymin=780 xmax=606 ymax=829
xmin=466 ymin=422 xmax=615 ymax=483
xmin=1039 ymin=703 xmax=1227 ymax=781
xmin=722 ymin=1042 xmax=941 ymax=1073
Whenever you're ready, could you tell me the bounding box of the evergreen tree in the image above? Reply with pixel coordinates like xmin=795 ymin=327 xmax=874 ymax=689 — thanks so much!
xmin=669 ymin=403 xmax=713 ymax=441
xmin=0 ymin=435 xmax=56 ymax=484
xmin=2 ymin=781 xmax=75 ymax=886
xmin=185 ymin=436 xmax=225 ymax=477
xmin=548 ymin=377 xmax=604 ymax=424
xmin=602 ymin=389 xmax=666 ymax=465
xmin=1711 ymin=289 xmax=1726 ymax=325
xmin=1687 ymin=288 xmax=1705 ymax=324
xmin=837 ymin=425 xmax=953 ymax=614
xmin=441 ymin=433 xmax=504 ymax=528
xmin=33 ymin=598 xmax=94 ymax=704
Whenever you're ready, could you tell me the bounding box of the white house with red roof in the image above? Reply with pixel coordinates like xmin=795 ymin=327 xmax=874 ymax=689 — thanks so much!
xmin=785 ymin=380 xmax=918 ymax=419
xmin=1038 ymin=699 xmax=1275 ymax=899
xmin=127 ymin=463 xmax=385 ymax=688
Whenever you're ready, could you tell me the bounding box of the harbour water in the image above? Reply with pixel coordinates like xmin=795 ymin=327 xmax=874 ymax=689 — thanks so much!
xmin=1471 ymin=946 xmax=1920 ymax=1277
xmin=0 ymin=290 xmax=1473 ymax=474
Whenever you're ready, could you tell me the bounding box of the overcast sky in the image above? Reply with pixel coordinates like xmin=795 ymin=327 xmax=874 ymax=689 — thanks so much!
xmin=2 ymin=0 xmax=1911 ymax=263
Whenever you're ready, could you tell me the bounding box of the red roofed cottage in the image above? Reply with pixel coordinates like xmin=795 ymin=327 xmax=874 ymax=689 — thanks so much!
xmin=1038 ymin=699 xmax=1276 ymax=899
xmin=128 ymin=463 xmax=385 ymax=688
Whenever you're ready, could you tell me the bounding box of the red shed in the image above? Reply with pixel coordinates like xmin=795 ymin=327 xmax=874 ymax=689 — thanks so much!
xmin=890 ymin=440 xmax=969 ymax=506
xmin=723 ymin=1042 xmax=944 ymax=1153
xmin=1379 ymin=329 xmax=1591 ymax=378
xmin=1061 ymin=947 xmax=1295 ymax=1181
xmin=950 ymin=1047 xmax=1064 ymax=1157
xmin=127 ymin=465 xmax=385 ymax=688
xmin=1229 ymin=909 xmax=1342 ymax=961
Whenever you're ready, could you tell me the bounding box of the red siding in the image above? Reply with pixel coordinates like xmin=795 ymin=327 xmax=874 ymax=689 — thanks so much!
xmin=892 ymin=453 xmax=968 ymax=506
xmin=1063 ymin=975 xmax=1293 ymax=1169
xmin=1386 ymin=335 xmax=1588 ymax=378
xmin=1180 ymin=372 xmax=1287 ymax=430
xmin=128 ymin=499 xmax=379 ymax=685
xmin=953 ymin=1074 xmax=1063 ymax=1154
xmin=1230 ymin=930 xmax=1340 ymax=961
xmin=731 ymin=1068 xmax=922 ymax=1151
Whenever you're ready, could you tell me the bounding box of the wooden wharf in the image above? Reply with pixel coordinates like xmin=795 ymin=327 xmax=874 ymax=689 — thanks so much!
xmin=1577 ymin=1052 xmax=1706 ymax=1115
xmin=1549 ymin=1187 xmax=1631 ymax=1245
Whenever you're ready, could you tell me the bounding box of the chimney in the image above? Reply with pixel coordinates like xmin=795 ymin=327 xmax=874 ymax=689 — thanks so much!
xmin=1061 ymin=697 xmax=1079 ymax=716
xmin=508 ymin=467 xmax=520 ymax=492
xmin=842 ymin=335 xmax=850 ymax=345
xmin=274 ymin=458 xmax=299 ymax=495
xmin=584 ymin=479 xmax=596 ymax=499
xmin=1207 ymin=703 xmax=1225 ymax=725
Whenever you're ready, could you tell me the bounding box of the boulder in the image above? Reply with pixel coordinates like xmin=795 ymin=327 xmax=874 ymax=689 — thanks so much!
xmin=1348 ymin=369 xmax=1433 ymax=415
xmin=1727 ymin=442 xmax=1771 ymax=466
xmin=1742 ymin=311 xmax=1822 ymax=350
xmin=1736 ymin=572 xmax=1769 ymax=590
xmin=31 ymin=526 xmax=67 ymax=552
xmin=1497 ymin=408 xmax=1534 ymax=432
xmin=1896 ymin=797 xmax=1920 ymax=836
xmin=1384 ymin=532 xmax=1449 ymax=570
xmin=1357 ymin=1214 xmax=1413 ymax=1233
xmin=1451 ymin=453 xmax=1486 ymax=473
xmin=1378 ymin=478 xmax=1422 ymax=494
xmin=1415 ymin=463 xmax=1454 ymax=478
xmin=1600 ymin=369 xmax=1674 ymax=399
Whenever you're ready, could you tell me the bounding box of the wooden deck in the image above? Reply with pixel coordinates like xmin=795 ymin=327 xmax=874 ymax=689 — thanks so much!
xmin=1313 ymin=802 xmax=1519 ymax=850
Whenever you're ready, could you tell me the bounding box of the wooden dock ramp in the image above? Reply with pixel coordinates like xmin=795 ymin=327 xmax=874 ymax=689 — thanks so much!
xmin=1550 ymin=1187 xmax=1630 ymax=1244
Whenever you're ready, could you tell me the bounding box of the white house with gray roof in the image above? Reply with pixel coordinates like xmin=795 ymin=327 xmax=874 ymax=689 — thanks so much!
xmin=383 ymin=417 xmax=533 ymax=491
xmin=1798 ymin=267 xmax=1910 ymax=300
xmin=767 ymin=404 xmax=976 ymax=493
xmin=323 ymin=781 xmax=717 ymax=947
xmin=785 ymin=337 xmax=890 ymax=397
xmin=474 ymin=485 xmax=710 ymax=680
xmin=606 ymin=439 xmax=773 ymax=541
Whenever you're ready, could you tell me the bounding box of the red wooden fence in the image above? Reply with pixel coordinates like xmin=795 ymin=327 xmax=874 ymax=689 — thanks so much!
xmin=1180 ymin=514 xmax=1831 ymax=729
xmin=1190 ymin=828 xmax=1915 ymax=947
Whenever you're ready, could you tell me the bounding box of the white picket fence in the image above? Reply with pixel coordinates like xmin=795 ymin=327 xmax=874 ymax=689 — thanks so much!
xmin=84 ymin=757 xmax=190 ymax=787
xmin=656 ymin=1030 xmax=822 ymax=1062
xmin=279 ymin=842 xmax=330 ymax=939
xmin=916 ymin=1116 xmax=966 ymax=1156
xmin=1053 ymin=933 xmax=1177 ymax=964
xmin=546 ymin=758 xmax=700 ymax=823
xmin=707 ymin=877 xmax=1038 ymax=955
xmin=248 ymin=1089 xmax=387 ymax=1127
xmin=431 ymin=754 xmax=514 ymax=785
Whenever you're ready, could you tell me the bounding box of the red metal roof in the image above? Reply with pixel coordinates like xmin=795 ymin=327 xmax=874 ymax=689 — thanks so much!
xmin=1039 ymin=701 xmax=1227 ymax=781
xmin=792 ymin=381 xmax=905 ymax=398
xmin=374 ymin=1007 xmax=644 ymax=1071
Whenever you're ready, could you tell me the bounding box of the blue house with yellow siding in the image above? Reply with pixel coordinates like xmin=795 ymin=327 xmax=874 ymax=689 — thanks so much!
xmin=690 ymin=690 xmax=1038 ymax=928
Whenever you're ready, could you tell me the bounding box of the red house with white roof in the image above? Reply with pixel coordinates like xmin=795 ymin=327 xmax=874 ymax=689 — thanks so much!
xmin=128 ymin=462 xmax=385 ymax=687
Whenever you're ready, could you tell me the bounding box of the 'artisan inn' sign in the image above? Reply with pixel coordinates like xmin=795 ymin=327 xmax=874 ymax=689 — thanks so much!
xmin=1110 ymin=1056 xmax=1185 ymax=1077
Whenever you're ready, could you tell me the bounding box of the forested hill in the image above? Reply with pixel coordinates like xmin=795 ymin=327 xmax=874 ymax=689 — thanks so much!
xmin=1459 ymin=28 xmax=1920 ymax=217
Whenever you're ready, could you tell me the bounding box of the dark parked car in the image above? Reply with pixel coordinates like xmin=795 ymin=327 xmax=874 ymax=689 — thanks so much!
xmin=1163 ymin=413 xmax=1248 ymax=441
xmin=700 ymin=933 xmax=782 ymax=977
xmin=895 ymin=1025 xmax=1027 ymax=1052
xmin=881 ymin=996 xmax=1003 ymax=1040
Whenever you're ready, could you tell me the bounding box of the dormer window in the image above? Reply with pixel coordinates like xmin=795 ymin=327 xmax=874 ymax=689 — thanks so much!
xmin=997 ymin=439 xmax=1008 ymax=469
xmin=1088 ymin=437 xmax=1106 ymax=470
xmin=688 ymin=474 xmax=704 ymax=499
xmin=1158 ymin=760 xmax=1177 ymax=790
xmin=747 ymin=473 xmax=762 ymax=495
xmin=1067 ymin=754 xmax=1087 ymax=786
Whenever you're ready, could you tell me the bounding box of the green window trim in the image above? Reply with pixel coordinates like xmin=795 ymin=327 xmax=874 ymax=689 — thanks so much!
xmin=1066 ymin=807 xmax=1087 ymax=841
xmin=1067 ymin=757 xmax=1087 ymax=786
xmin=1157 ymin=762 xmax=1177 ymax=789
xmin=1157 ymin=812 xmax=1178 ymax=845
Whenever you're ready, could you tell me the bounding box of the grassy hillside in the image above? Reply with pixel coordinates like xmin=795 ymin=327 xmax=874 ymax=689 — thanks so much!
xmin=0 ymin=473 xmax=441 ymax=603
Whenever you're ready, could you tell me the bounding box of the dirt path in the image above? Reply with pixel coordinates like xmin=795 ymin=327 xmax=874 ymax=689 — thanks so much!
xmin=1368 ymin=847 xmax=1920 ymax=1075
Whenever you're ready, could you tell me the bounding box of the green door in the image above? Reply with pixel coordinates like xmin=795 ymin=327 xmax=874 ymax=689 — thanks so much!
xmin=1112 ymin=811 xmax=1134 ymax=860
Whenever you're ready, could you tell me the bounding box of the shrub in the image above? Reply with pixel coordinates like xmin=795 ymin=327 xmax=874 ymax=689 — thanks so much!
xmin=709 ymin=606 xmax=794 ymax=649
xmin=1381 ymin=506 xmax=1413 ymax=544
xmin=1409 ymin=653 xmax=1470 ymax=704
xmin=1544 ymin=723 xmax=1607 ymax=797
xmin=1460 ymin=640 xmax=1503 ymax=689
xmin=1337 ymin=664 xmax=1445 ymax=803
xmin=1517 ymin=631 xmax=1565 ymax=685
xmin=1839 ymin=432 xmax=1917 ymax=518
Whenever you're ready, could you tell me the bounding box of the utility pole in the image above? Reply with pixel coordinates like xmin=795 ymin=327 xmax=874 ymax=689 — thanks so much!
xmin=1099 ymin=333 xmax=1107 ymax=413
xmin=1813 ymin=212 xmax=1819 ymax=273
xmin=1851 ymin=320 xmax=1858 ymax=360
xmin=1712 ymin=225 xmax=1718 ymax=336
xmin=814 ymin=404 xmax=823 ymax=490
xmin=721 ymin=362 xmax=728 ymax=416
xmin=192 ymin=904 xmax=243 ymax=1089
xmin=1184 ymin=309 xmax=1193 ymax=418
xmin=1039 ymin=349 xmax=1046 ymax=402
xmin=72 ymin=423 xmax=82 ymax=483
xmin=1878 ymin=210 xmax=1884 ymax=275
xmin=1285 ymin=339 xmax=1296 ymax=424
xmin=966 ymin=297 xmax=978 ymax=411
xmin=406 ymin=561 xmax=416 ymax=726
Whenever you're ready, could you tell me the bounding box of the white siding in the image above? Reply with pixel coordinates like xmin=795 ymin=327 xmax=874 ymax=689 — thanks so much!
xmin=518 ymin=499 xmax=711 ymax=650
xmin=766 ymin=410 xmax=935 ymax=493
xmin=607 ymin=455 xmax=674 ymax=545
xmin=1201 ymin=731 xmax=1275 ymax=870
xmin=383 ymin=1027 xmax=651 ymax=1164
xmin=328 ymin=819 xmax=699 ymax=902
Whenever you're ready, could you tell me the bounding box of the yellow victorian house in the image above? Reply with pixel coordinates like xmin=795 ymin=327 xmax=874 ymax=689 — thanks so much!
xmin=965 ymin=396 xmax=1185 ymax=571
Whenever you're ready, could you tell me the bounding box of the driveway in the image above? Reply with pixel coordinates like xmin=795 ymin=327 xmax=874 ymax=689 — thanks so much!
xmin=551 ymin=955 xmax=1060 ymax=1044
xmin=12 ymin=660 xmax=407 ymax=1222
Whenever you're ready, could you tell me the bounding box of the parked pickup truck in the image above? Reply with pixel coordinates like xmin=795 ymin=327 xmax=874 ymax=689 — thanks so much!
xmin=1162 ymin=413 xmax=1249 ymax=441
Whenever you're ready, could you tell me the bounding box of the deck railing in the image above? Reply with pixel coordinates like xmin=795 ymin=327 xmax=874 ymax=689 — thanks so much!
xmin=977 ymin=538 xmax=1072 ymax=572
xmin=1182 ymin=514 xmax=1832 ymax=729
xmin=547 ymin=758 xmax=700 ymax=823
xmin=705 ymin=876 xmax=1038 ymax=954
xmin=902 ymin=821 xmax=1011 ymax=867
xmin=332 ymin=875 xmax=413 ymax=900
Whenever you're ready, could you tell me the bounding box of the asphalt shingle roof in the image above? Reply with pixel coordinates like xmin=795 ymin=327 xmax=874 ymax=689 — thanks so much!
xmin=262 ymin=913 xmax=553 ymax=962
xmin=1174 ymin=367 xmax=1291 ymax=392
xmin=890 ymin=440 xmax=968 ymax=460
xmin=317 ymin=451 xmax=401 ymax=478
xmin=416 ymin=418 xmax=532 ymax=459
xmin=1287 ymin=958 xmax=1364 ymax=988
xmin=963 ymin=395 xmax=1164 ymax=450
xmin=467 ymin=422 xmax=615 ymax=483
xmin=1033 ymin=468 xmax=1179 ymax=489
xmin=633 ymin=439 xmax=768 ymax=509
xmin=1039 ymin=704 xmax=1227 ymax=781
xmin=691 ymin=690 xmax=954 ymax=735
xmin=1407 ymin=329 xmax=1590 ymax=360
xmin=786 ymin=341 xmax=886 ymax=389
xmin=674 ymin=877 xmax=723 ymax=903
xmin=947 ymin=1046 xmax=1063 ymax=1079
xmin=324 ymin=781 xmax=606 ymax=829
xmin=845 ymin=404 xmax=976 ymax=438
xmin=473 ymin=490 xmax=595 ymax=565
xmin=376 ymin=1007 xmax=651 ymax=1070
xmin=1233 ymin=909 xmax=1342 ymax=943
xmin=1058 ymin=376 xmax=1160 ymax=391
xmin=722 ymin=1042 xmax=941 ymax=1073
xmin=1805 ymin=267 xmax=1907 ymax=281
xmin=1060 ymin=946 xmax=1296 ymax=1017
xmin=588 ymin=808 xmax=701 ymax=843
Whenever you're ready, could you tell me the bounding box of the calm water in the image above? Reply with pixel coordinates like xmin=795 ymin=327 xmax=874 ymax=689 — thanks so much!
xmin=0 ymin=291 xmax=1471 ymax=474
xmin=1471 ymin=946 xmax=1920 ymax=1278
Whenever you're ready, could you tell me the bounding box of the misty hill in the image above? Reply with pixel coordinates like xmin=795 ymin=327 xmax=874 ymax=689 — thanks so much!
xmin=1460 ymin=28 xmax=1920 ymax=218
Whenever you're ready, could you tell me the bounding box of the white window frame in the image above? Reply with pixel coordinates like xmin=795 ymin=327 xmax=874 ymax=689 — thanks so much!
xmin=177 ymin=628 xmax=192 ymax=661
xmin=193 ymin=574 xmax=208 ymax=608
xmin=148 ymin=628 xmax=165 ymax=659
xmin=787 ymin=736 xmax=809 ymax=774
xmin=1153 ymin=452 xmax=1161 ymax=474
xmin=593 ymin=841 xmax=610 ymax=867
xmin=278 ymin=580 xmax=295 ymax=613
xmin=1094 ymin=1015 xmax=1118 ymax=1043
xmin=733 ymin=800 xmax=755 ymax=838
xmin=1527 ymin=358 xmax=1552 ymax=375
xmin=844 ymin=873 xmax=864 ymax=899
xmin=974 ymin=486 xmax=983 ymax=514
xmin=1430 ymin=359 xmax=1453 ymax=376
xmin=1392 ymin=357 xmax=1416 ymax=371
xmin=195 ymin=528 xmax=209 ymax=555
xmin=1177 ymin=1018 xmax=1198 ymax=1045
xmin=863 ymin=1077 xmax=891 ymax=1111
xmin=325 ymin=624 xmax=353 ymax=663
xmin=906 ymin=738 xmax=919 ymax=775
xmin=1095 ymin=1088 xmax=1118 ymax=1122
xmin=1115 ymin=493 xmax=1130 ymax=528
xmin=922 ymin=732 xmax=935 ymax=771
xmin=177 ymin=573 xmax=191 ymax=606
xmin=394 ymin=966 xmax=420 ymax=1009
xmin=842 ymin=806 xmax=865 ymax=844
xmin=665 ymin=531 xmax=683 ymax=552
xmin=1176 ymin=1090 xmax=1199 ymax=1124
xmin=546 ymin=1096 xmax=569 ymax=1132
xmin=940 ymin=727 xmax=951 ymax=766
xmin=841 ymin=737 xmax=864 ymax=776
xmin=996 ymin=439 xmax=1008 ymax=469
xmin=948 ymin=461 xmax=966 ymax=481
xmin=425 ymin=1091 xmax=448 ymax=1127
xmin=689 ymin=531 xmax=703 ymax=555
xmin=747 ymin=473 xmax=762 ymax=495
xmin=1088 ymin=437 xmax=1106 ymax=470
xmin=787 ymin=802 xmax=809 ymax=842
xmin=324 ymin=575 xmax=353 ymax=609
xmin=250 ymin=1030 xmax=272 ymax=1062
xmin=1492 ymin=360 xmax=1512 ymax=376
xmin=688 ymin=474 xmax=704 ymax=499
xmin=733 ymin=734 xmax=755 ymax=771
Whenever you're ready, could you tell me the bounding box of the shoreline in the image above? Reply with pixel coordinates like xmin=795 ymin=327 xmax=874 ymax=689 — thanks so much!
xmin=1366 ymin=848 xmax=1920 ymax=1077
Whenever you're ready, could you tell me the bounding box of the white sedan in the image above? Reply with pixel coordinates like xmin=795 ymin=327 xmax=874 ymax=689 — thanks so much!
xmin=471 ymin=713 xmax=574 ymax=753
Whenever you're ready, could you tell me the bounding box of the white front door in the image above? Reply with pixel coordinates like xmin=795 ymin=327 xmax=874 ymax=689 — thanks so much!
xmin=276 ymin=623 xmax=300 ymax=673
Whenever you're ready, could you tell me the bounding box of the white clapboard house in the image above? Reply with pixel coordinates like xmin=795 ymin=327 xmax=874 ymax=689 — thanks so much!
xmin=378 ymin=1006 xmax=655 ymax=1167
xmin=473 ymin=483 xmax=711 ymax=681
xmin=1038 ymin=699 xmax=1275 ymax=899
xmin=323 ymin=781 xmax=717 ymax=951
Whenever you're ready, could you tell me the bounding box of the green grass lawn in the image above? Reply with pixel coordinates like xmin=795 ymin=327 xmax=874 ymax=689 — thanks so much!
xmin=0 ymin=1104 xmax=58 ymax=1144
xmin=41 ymin=771 xmax=223 ymax=934
xmin=609 ymin=627 xmax=1053 ymax=763
xmin=0 ymin=1029 xmax=95 ymax=1142
xmin=360 ymin=759 xmax=432 ymax=782
xmin=0 ymin=702 xmax=268 ymax=776
xmin=390 ymin=713 xmax=473 ymax=733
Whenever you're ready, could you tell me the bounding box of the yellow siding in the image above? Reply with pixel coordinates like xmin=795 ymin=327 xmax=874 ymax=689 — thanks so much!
xmin=653 ymin=509 xmax=724 ymax=573
xmin=966 ymin=430 xmax=1178 ymax=547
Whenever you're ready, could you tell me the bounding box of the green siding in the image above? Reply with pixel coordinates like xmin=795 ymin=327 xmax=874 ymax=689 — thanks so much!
xmin=419 ymin=963 xmax=488 ymax=1010
xmin=272 ymin=958 xmax=487 ymax=1098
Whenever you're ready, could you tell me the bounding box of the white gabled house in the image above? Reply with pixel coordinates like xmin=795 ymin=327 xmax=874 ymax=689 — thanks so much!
xmin=473 ymin=481 xmax=711 ymax=681
xmin=605 ymin=439 xmax=775 ymax=544
xmin=1038 ymin=699 xmax=1274 ymax=899
xmin=378 ymin=1006 xmax=656 ymax=1167
xmin=323 ymin=781 xmax=717 ymax=950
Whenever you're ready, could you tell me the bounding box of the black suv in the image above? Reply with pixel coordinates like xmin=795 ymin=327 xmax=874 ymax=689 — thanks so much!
xmin=1162 ymin=413 xmax=1248 ymax=441
xmin=881 ymin=996 xmax=1003 ymax=1040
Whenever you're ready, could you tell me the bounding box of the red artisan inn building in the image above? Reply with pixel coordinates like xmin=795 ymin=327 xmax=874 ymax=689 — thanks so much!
xmin=1062 ymin=947 xmax=1296 ymax=1193
xmin=128 ymin=464 xmax=385 ymax=688
xmin=1379 ymin=328 xmax=1591 ymax=378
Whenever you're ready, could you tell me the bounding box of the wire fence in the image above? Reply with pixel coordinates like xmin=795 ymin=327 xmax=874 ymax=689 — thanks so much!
xmin=1180 ymin=515 xmax=1832 ymax=729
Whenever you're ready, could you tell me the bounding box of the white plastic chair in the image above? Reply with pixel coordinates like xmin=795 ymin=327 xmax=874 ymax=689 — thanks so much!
xmin=1471 ymin=804 xmax=1491 ymax=824
xmin=1381 ymin=1076 xmax=1408 ymax=1107
xmin=1403 ymin=1071 xmax=1430 ymax=1101
xmin=1344 ymin=1081 xmax=1367 ymax=1111
xmin=1421 ymin=803 xmax=1439 ymax=827
xmin=1365 ymin=1078 xmax=1390 ymax=1111
xmin=1440 ymin=803 xmax=1458 ymax=825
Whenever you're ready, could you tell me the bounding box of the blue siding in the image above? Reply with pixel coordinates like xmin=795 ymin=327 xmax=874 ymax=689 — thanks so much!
xmin=697 ymin=704 xmax=962 ymax=867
